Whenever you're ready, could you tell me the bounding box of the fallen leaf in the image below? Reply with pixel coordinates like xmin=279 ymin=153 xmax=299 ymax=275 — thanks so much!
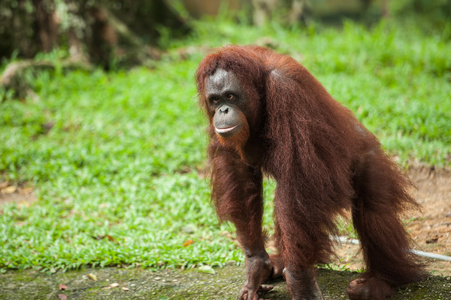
xmin=92 ymin=235 xmax=119 ymax=244
xmin=2 ymin=186 xmax=16 ymax=194
xmin=122 ymin=287 xmax=129 ymax=291
xmin=183 ymin=239 xmax=194 ymax=247
xmin=110 ymin=282 xmax=120 ymax=288
xmin=58 ymin=294 xmax=67 ymax=300
xmin=105 ymin=234 xmax=120 ymax=244
xmin=198 ymin=265 xmax=215 ymax=274
xmin=59 ymin=284 xmax=67 ymax=290
xmin=87 ymin=273 xmax=97 ymax=281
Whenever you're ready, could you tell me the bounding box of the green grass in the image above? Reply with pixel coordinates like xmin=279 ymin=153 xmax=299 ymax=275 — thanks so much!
xmin=0 ymin=19 xmax=450 ymax=272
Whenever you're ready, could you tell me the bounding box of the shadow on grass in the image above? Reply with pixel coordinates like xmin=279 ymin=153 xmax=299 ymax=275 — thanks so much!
xmin=1 ymin=266 xmax=450 ymax=299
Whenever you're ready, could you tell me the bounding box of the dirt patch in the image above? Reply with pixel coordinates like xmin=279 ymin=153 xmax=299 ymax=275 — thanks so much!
xmin=409 ymin=166 xmax=451 ymax=256
xmin=0 ymin=181 xmax=36 ymax=207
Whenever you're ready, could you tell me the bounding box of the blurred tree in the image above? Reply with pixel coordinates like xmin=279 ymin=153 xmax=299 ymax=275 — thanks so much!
xmin=390 ymin=0 xmax=451 ymax=29
xmin=252 ymin=0 xmax=375 ymax=26
xmin=182 ymin=0 xmax=242 ymax=18
xmin=251 ymin=0 xmax=450 ymax=26
xmin=33 ymin=0 xmax=58 ymax=53
xmin=0 ymin=0 xmax=189 ymax=99
xmin=0 ymin=0 xmax=189 ymax=67
xmin=0 ymin=0 xmax=37 ymax=58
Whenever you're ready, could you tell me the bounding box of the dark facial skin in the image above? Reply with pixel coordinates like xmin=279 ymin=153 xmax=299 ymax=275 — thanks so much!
xmin=206 ymin=69 xmax=246 ymax=138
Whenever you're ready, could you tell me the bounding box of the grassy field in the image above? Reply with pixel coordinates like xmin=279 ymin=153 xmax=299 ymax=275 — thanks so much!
xmin=0 ymin=19 xmax=450 ymax=273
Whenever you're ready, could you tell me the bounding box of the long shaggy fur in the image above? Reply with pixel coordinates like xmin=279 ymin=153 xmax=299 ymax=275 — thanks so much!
xmin=196 ymin=45 xmax=425 ymax=299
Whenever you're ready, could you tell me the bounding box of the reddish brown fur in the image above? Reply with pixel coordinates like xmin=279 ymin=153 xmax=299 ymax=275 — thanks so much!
xmin=196 ymin=45 xmax=425 ymax=300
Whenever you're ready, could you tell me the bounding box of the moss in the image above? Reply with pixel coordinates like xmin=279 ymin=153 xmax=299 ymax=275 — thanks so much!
xmin=0 ymin=266 xmax=449 ymax=299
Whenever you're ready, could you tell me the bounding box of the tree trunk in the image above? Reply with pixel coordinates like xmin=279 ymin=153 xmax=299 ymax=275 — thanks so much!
xmin=32 ymin=0 xmax=58 ymax=52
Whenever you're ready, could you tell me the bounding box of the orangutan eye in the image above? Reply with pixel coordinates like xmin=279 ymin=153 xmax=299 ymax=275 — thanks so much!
xmin=226 ymin=93 xmax=234 ymax=99
xmin=210 ymin=96 xmax=220 ymax=104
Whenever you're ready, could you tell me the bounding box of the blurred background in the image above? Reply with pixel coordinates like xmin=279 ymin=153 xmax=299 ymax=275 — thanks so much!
xmin=0 ymin=1 xmax=450 ymax=295
xmin=0 ymin=0 xmax=450 ymax=69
